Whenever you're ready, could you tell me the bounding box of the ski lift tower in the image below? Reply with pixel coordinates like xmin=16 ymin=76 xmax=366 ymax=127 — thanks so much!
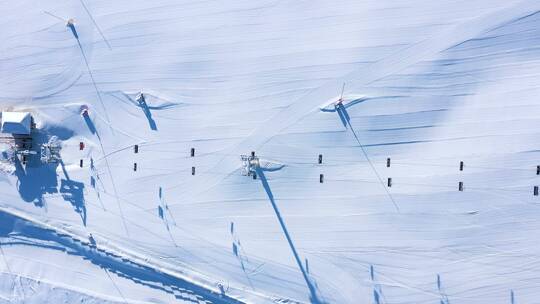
xmin=241 ymin=151 xmax=260 ymax=179
xmin=334 ymin=83 xmax=346 ymax=108
xmin=136 ymin=92 xmax=146 ymax=106
xmin=40 ymin=136 xmax=62 ymax=164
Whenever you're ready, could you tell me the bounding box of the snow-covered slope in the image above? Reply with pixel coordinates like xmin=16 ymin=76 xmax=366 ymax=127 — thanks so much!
xmin=1 ymin=0 xmax=540 ymax=303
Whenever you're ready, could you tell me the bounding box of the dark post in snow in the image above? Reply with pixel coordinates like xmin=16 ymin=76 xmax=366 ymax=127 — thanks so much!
xmin=534 ymin=186 xmax=539 ymax=196
xmin=458 ymin=181 xmax=464 ymax=191
xmin=134 ymin=144 xmax=138 ymax=153
xmin=459 ymin=161 xmax=464 ymax=171
xmin=386 ymin=157 xmax=391 ymax=168
xmin=318 ymin=154 xmax=323 ymax=164
xmin=251 ymin=152 xmax=256 ymax=179
xmin=387 ymin=177 xmax=392 ymax=187
xmin=133 ymin=163 xmax=137 ymax=171
xmin=191 ymin=166 xmax=195 ymax=175
xmin=80 ymin=159 xmax=83 ymax=168
xmin=537 ymin=165 xmax=539 ymax=175
xmin=319 ymin=174 xmax=324 ymax=183
xmin=191 ymin=148 xmax=195 ymax=157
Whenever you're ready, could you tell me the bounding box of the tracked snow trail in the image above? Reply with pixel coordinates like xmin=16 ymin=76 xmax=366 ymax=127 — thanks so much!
xmin=173 ymin=0 xmax=540 ymax=202
xmin=0 ymin=206 xmax=257 ymax=303
xmin=3 ymin=0 xmax=540 ymax=303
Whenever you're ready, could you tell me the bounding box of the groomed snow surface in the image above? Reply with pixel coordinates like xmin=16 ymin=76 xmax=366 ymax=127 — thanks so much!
xmin=1 ymin=0 xmax=540 ymax=303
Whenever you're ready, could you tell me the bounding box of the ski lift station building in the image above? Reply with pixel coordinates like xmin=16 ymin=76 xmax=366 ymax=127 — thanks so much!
xmin=1 ymin=112 xmax=33 ymax=136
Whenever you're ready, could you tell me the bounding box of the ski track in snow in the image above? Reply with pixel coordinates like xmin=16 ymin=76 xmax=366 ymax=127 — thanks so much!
xmin=173 ymin=0 xmax=540 ymax=203
xmin=2 ymin=0 xmax=540 ymax=303
xmin=0 ymin=207 xmax=245 ymax=304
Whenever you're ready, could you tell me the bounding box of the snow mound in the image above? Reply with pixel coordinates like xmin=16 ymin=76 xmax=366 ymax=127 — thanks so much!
xmin=319 ymin=95 xmax=368 ymax=112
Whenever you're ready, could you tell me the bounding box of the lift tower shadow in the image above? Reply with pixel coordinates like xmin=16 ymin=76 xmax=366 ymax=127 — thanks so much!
xmin=256 ymin=168 xmax=324 ymax=304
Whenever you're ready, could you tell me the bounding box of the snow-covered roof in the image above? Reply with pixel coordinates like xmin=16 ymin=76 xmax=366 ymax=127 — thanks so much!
xmin=1 ymin=111 xmax=32 ymax=135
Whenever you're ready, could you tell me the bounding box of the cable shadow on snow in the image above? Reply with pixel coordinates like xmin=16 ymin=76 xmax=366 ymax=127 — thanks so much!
xmin=256 ymin=168 xmax=324 ymax=304
xmin=332 ymin=104 xmax=401 ymax=212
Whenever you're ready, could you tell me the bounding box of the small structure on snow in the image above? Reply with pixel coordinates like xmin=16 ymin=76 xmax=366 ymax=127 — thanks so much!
xmin=80 ymin=105 xmax=90 ymax=117
xmin=241 ymin=152 xmax=260 ymax=178
xmin=40 ymin=136 xmax=62 ymax=164
xmin=241 ymin=152 xmax=284 ymax=178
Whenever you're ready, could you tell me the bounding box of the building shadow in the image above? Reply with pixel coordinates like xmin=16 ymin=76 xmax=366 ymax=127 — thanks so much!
xmin=256 ymin=168 xmax=323 ymax=303
xmin=60 ymin=178 xmax=86 ymax=225
xmin=59 ymin=160 xmax=86 ymax=226
xmin=13 ymin=128 xmax=69 ymax=207
xmin=13 ymin=156 xmax=57 ymax=207
xmin=12 ymin=126 xmax=86 ymax=225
